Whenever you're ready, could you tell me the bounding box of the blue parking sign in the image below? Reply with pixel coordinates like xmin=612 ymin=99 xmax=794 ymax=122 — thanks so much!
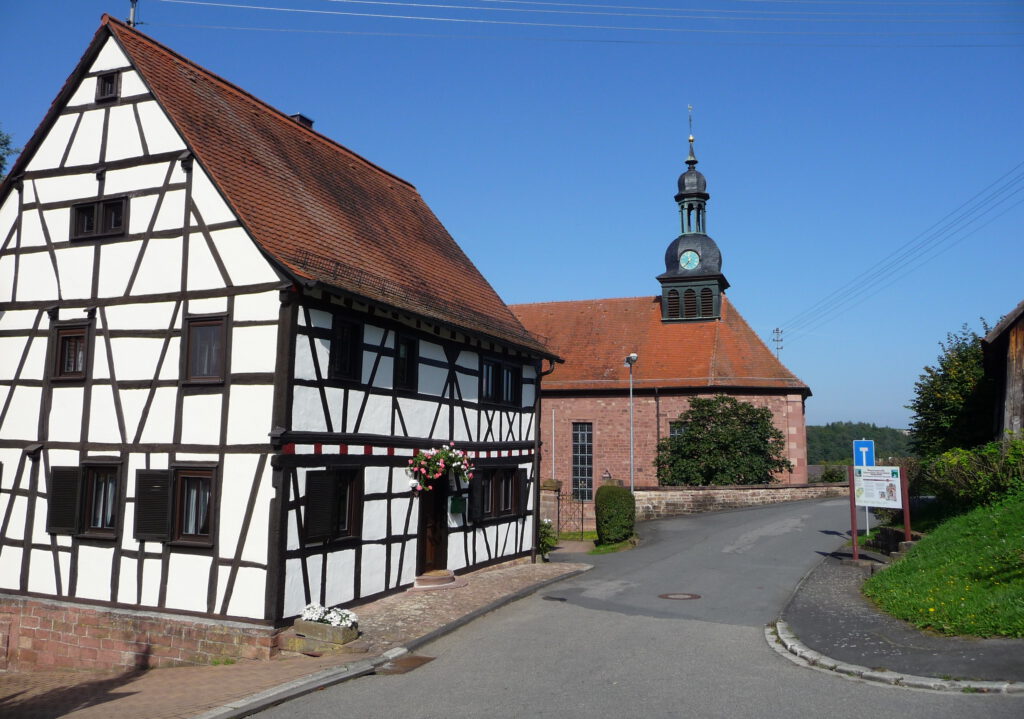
xmin=853 ymin=440 xmax=875 ymax=467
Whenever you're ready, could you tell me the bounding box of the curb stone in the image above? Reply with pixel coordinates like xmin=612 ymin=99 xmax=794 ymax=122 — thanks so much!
xmin=766 ymin=620 xmax=1023 ymax=695
xmin=193 ymin=565 xmax=592 ymax=719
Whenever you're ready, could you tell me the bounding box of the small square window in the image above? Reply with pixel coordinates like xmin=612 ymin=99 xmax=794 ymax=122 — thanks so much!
xmin=70 ymin=197 xmax=127 ymax=240
xmin=54 ymin=325 xmax=89 ymax=380
xmin=175 ymin=469 xmax=213 ymax=543
xmin=669 ymin=421 xmax=687 ymax=438
xmin=96 ymin=71 xmax=120 ymax=102
xmin=185 ymin=316 xmax=226 ymax=382
xmin=394 ymin=335 xmax=418 ymax=391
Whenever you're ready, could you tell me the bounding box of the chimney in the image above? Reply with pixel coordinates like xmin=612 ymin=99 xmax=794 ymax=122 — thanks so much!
xmin=289 ymin=113 xmax=314 ymax=129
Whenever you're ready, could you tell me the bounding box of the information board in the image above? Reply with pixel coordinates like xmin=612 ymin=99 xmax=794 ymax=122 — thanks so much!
xmin=853 ymin=466 xmax=902 ymax=509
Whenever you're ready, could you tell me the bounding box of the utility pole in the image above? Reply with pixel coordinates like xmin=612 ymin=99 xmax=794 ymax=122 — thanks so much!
xmin=772 ymin=327 xmax=783 ymax=359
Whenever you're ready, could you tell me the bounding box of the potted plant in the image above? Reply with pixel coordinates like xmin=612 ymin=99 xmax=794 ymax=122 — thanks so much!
xmin=293 ymin=602 xmax=359 ymax=645
xmin=407 ymin=443 xmax=475 ymax=494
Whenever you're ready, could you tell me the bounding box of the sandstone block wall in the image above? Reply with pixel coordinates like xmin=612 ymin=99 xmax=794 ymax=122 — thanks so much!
xmin=633 ymin=484 xmax=849 ymax=521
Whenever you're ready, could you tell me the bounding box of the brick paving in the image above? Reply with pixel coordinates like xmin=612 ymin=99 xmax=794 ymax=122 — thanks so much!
xmin=0 ymin=560 xmax=590 ymax=719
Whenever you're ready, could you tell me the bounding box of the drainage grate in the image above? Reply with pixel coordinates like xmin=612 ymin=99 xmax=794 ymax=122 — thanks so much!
xmin=659 ymin=593 xmax=701 ymax=600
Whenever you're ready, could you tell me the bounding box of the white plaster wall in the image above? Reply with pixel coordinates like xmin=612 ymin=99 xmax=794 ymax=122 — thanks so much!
xmin=54 ymin=245 xmax=94 ymax=300
xmin=363 ymin=325 xmax=390 ymax=350
xmin=391 ymin=496 xmax=415 ymax=535
xmin=456 ymin=349 xmax=478 ymax=370
xmin=283 ymin=558 xmax=307 ymax=617
xmin=0 ymin=254 xmax=14 ymax=303
xmin=0 ymin=194 xmax=17 ymax=244
xmin=359 ymin=543 xmax=386 ymax=597
xmin=0 ymin=386 xmax=41 ymax=440
xmin=306 ymin=308 xmax=332 ymax=330
xmin=117 ymin=557 xmax=138 ymax=604
xmin=364 ymin=466 xmax=389 ymax=495
xmin=4 ymin=495 xmax=26 ymax=540
xmin=0 ymin=547 xmax=22 ymax=590
xmin=186 ymin=297 xmax=227 ymax=315
xmin=454 ymin=408 xmax=477 ymax=443
xmin=325 ymin=386 xmax=344 ymax=432
xmin=88 ymin=385 xmax=122 ymax=444
xmin=105 ymin=301 xmax=176 ymax=331
xmin=26 ymin=114 xmax=77 ymax=171
xmin=362 ymin=499 xmax=387 ymax=541
xmin=154 ymin=189 xmax=185 ymax=232
xmin=397 ymin=397 xmax=433 ymax=439
xmin=34 ymin=173 xmax=97 ymax=205
xmin=120 ymin=70 xmax=148 ymax=97
xmin=0 ymin=336 xmax=28 ymax=379
xmin=226 ymin=385 xmax=273 ymax=445
xmin=292 ymin=385 xmax=327 ymax=433
xmin=344 ymin=390 xmax=365 ymax=433
xmin=14 ymin=252 xmax=57 ymax=303
xmin=64 ymin=110 xmax=104 ymax=167
xmin=18 ymin=206 xmax=46 ymax=249
xmin=419 ymin=363 xmax=446 ymax=398
xmin=48 ymin=387 xmax=85 ymax=442
xmin=0 ymin=309 xmax=39 ymax=331
xmin=140 ymin=557 xmax=162 ymax=606
xmin=105 ymin=162 xmax=169 ymax=197
xmin=127 ymin=194 xmax=157 ymax=235
xmin=90 ymin=37 xmax=131 ymax=72
xmin=105 ymin=104 xmax=144 ymax=162
xmin=135 ymin=100 xmax=186 ymax=154
xmin=165 ymin=554 xmax=212 ymax=612
xmin=110 ymin=337 xmax=165 ymax=381
xmin=67 ymin=76 xmax=97 ymax=106
xmin=233 ymin=290 xmax=280 ymax=322
xmin=447 ymin=538 xmax=468 ymax=571
xmin=18 ymin=339 xmax=47 ymax=382
xmin=131 ymin=235 xmax=183 ymax=296
xmin=180 ymin=393 xmax=222 ymax=445
xmin=97 ymin=237 xmax=139 ymax=297
xmin=28 ymin=549 xmax=58 ymax=595
xmin=137 ymin=388 xmax=180 ymax=446
xmin=118 ymin=388 xmax=151 ymax=445
xmin=325 ymin=549 xmax=356 ymax=607
xmin=222 ymin=566 xmax=265 ymax=618
xmin=75 ymin=545 xmax=113 ymax=601
xmin=358 ymin=393 xmax=392 ymax=435
xmin=186 ymin=234 xmax=224 ymax=291
xmin=293 ymin=334 xmax=320 ymax=382
xmin=231 ymin=325 xmax=277 ymax=374
xmin=42 ymin=208 xmax=70 ymax=245
xmin=191 ymin=166 xmax=236 ymax=226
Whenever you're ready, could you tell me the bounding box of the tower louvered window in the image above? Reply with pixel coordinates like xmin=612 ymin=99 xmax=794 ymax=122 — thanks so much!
xmin=683 ymin=289 xmax=697 ymax=319
xmin=666 ymin=290 xmax=680 ymax=318
xmin=700 ymin=288 xmax=714 ymax=317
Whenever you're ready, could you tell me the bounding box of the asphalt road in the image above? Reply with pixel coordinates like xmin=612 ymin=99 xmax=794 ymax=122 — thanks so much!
xmin=256 ymin=499 xmax=1023 ymax=718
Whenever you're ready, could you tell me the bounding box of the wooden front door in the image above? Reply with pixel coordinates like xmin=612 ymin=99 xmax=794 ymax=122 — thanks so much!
xmin=417 ymin=487 xmax=448 ymax=574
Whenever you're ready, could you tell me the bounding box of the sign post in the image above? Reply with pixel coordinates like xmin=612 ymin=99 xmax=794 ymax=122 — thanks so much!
xmin=852 ymin=439 xmax=875 ymax=535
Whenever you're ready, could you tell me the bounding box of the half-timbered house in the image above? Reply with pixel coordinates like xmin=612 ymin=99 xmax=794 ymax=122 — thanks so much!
xmin=0 ymin=15 xmax=554 ymax=671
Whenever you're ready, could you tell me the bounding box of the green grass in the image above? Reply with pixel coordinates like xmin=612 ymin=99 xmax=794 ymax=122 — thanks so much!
xmin=559 ymin=530 xmax=598 ymax=542
xmin=588 ymin=536 xmax=637 ymax=555
xmin=863 ymin=492 xmax=1024 ymax=637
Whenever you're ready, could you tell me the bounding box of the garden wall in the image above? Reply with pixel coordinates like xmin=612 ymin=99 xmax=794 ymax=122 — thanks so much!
xmin=0 ymin=594 xmax=275 ymax=672
xmin=633 ymin=483 xmax=849 ymax=521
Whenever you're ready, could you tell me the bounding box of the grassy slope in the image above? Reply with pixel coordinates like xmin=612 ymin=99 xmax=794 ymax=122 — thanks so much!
xmin=862 ymin=492 xmax=1024 ymax=637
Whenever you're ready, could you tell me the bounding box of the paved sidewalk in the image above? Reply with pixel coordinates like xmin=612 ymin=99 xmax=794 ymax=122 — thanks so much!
xmin=0 ymin=559 xmax=590 ymax=719
xmin=776 ymin=553 xmax=1024 ymax=691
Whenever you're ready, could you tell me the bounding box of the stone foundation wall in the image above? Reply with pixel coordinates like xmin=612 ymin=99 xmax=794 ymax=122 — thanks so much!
xmin=634 ymin=483 xmax=849 ymax=521
xmin=0 ymin=595 xmax=275 ymax=672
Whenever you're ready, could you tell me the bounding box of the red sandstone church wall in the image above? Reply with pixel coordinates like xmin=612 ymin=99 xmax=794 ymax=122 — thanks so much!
xmin=538 ymin=391 xmax=808 ymax=492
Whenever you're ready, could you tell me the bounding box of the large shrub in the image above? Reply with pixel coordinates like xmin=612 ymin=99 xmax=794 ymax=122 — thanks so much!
xmin=594 ymin=485 xmax=635 ymax=545
xmin=655 ymin=395 xmax=791 ymax=486
xmin=923 ymin=437 xmax=1024 ymax=509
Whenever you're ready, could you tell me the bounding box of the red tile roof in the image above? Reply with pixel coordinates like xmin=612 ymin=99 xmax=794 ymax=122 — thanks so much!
xmin=88 ymin=17 xmax=547 ymax=356
xmin=510 ymin=295 xmax=810 ymax=393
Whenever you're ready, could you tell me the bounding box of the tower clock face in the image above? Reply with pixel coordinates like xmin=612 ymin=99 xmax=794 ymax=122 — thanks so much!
xmin=679 ymin=250 xmax=700 ymax=270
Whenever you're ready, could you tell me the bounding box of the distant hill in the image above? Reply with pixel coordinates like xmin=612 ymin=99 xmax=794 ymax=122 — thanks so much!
xmin=807 ymin=422 xmax=912 ymax=464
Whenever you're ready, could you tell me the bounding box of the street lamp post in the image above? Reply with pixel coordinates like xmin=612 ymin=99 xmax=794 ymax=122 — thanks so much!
xmin=624 ymin=353 xmax=638 ymax=493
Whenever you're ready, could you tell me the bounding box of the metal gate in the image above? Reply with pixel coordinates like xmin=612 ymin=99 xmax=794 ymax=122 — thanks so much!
xmin=557 ymin=489 xmax=585 ymax=539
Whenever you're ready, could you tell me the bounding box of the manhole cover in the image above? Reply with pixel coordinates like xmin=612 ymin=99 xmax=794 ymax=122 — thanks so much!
xmin=659 ymin=593 xmax=701 ymax=600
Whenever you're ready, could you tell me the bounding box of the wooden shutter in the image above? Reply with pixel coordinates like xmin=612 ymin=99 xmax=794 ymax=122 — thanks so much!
xmin=47 ymin=467 xmax=81 ymax=534
xmin=666 ymin=290 xmax=679 ymax=318
xmin=305 ymin=472 xmax=334 ymax=542
xmin=134 ymin=470 xmax=171 ymax=541
xmin=516 ymin=469 xmax=530 ymax=515
xmin=468 ymin=478 xmax=484 ymax=523
xmin=700 ymin=288 xmax=714 ymax=317
xmin=683 ymin=289 xmax=697 ymax=318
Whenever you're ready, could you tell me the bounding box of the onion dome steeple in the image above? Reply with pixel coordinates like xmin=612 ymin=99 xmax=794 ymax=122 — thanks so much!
xmin=675 ymin=134 xmax=708 ymax=234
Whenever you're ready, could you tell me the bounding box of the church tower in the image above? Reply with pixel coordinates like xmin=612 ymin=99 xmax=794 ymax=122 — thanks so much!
xmin=657 ymin=133 xmax=730 ymax=321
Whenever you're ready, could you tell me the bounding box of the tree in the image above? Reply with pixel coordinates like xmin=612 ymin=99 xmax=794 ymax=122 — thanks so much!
xmin=655 ymin=395 xmax=792 ymax=486
xmin=907 ymin=323 xmax=994 ymax=459
xmin=806 ymin=421 xmax=912 ymax=464
xmin=0 ymin=123 xmax=19 ymax=177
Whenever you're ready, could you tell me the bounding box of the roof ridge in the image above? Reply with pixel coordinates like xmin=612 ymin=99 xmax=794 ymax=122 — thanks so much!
xmin=102 ymin=14 xmax=417 ymax=191
xmin=509 ymin=295 xmax=658 ymax=308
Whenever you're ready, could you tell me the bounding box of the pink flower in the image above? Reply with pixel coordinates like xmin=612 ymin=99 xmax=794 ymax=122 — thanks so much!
xmin=468 ymin=472 xmax=474 ymax=479
xmin=420 ymin=468 xmax=426 ymax=474
xmin=427 ymin=485 xmax=433 ymax=490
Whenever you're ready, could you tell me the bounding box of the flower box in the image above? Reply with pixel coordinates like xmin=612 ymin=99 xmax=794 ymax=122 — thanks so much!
xmin=293 ymin=619 xmax=358 ymax=646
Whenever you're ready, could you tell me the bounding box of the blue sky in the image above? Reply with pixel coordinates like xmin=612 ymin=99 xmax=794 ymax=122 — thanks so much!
xmin=2 ymin=1 xmax=1022 ymax=429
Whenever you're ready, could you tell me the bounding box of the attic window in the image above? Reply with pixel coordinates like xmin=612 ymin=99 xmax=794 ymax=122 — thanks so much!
xmin=95 ymin=71 xmax=120 ymax=102
xmin=71 ymin=197 xmax=128 ymax=240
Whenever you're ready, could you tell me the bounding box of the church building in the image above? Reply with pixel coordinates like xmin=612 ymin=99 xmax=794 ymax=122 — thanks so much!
xmin=511 ymin=137 xmax=810 ymax=504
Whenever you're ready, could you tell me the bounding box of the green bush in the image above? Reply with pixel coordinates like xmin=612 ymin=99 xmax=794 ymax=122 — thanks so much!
xmin=594 ymin=485 xmax=635 ymax=545
xmin=537 ymin=518 xmax=558 ymax=559
xmin=923 ymin=437 xmax=1024 ymax=509
xmin=819 ymin=462 xmax=847 ymax=483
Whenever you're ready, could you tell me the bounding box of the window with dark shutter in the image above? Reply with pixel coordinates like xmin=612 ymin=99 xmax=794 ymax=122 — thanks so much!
xmin=667 ymin=290 xmax=680 ymax=318
xmin=303 ymin=469 xmax=362 ymax=543
xmin=47 ymin=467 xmax=81 ymax=534
xmin=394 ymin=335 xmax=418 ymax=391
xmin=683 ymin=289 xmax=697 ymax=319
xmin=134 ymin=470 xmax=171 ymax=541
xmin=700 ymin=287 xmax=714 ymax=317
xmin=515 ymin=469 xmax=530 ymax=516
xmin=305 ymin=472 xmax=334 ymax=542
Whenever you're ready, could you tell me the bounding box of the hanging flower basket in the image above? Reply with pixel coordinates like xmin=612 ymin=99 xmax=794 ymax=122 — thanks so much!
xmin=407 ymin=443 xmax=474 ymax=494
